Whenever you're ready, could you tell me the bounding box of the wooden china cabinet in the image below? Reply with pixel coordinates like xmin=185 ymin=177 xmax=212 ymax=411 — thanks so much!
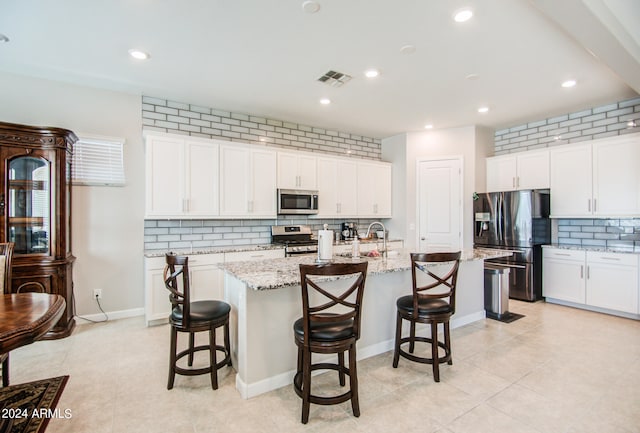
xmin=0 ymin=121 xmax=76 ymax=339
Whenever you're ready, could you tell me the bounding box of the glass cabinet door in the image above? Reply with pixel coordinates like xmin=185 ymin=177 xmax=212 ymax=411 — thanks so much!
xmin=7 ymin=156 xmax=51 ymax=254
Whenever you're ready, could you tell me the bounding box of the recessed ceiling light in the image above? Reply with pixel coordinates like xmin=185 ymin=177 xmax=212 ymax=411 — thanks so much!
xmin=319 ymin=98 xmax=331 ymax=105
xmin=453 ymin=8 xmax=473 ymax=23
xmin=0 ymin=33 xmax=9 ymax=43
xmin=128 ymin=49 xmax=150 ymax=60
xmin=364 ymin=69 xmax=379 ymax=78
xmin=400 ymin=44 xmax=416 ymax=54
xmin=477 ymin=106 xmax=489 ymax=113
xmin=424 ymin=124 xmax=433 ymax=129
xmin=302 ymin=1 xmax=320 ymax=13
xmin=561 ymin=79 xmax=577 ymax=88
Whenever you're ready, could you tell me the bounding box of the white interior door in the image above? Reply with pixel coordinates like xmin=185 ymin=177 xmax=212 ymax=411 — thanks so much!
xmin=417 ymin=158 xmax=462 ymax=252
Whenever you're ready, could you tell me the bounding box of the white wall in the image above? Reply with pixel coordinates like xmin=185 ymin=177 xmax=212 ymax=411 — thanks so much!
xmin=0 ymin=71 xmax=144 ymax=316
xmin=381 ymin=133 xmax=407 ymax=247
xmin=382 ymin=126 xmax=493 ymax=251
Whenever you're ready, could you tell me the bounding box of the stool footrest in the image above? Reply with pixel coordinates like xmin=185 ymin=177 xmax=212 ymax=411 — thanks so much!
xmin=396 ymin=336 xmax=451 ymax=365
xmin=293 ymin=365 xmax=353 ymax=405
xmin=175 ymin=344 xmax=231 ymax=375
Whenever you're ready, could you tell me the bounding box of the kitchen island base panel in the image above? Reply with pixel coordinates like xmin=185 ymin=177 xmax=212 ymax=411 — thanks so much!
xmin=225 ymin=259 xmax=485 ymax=399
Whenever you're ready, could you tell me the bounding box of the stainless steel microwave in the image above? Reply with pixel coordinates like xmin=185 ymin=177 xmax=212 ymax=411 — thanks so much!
xmin=277 ymin=189 xmax=319 ymax=215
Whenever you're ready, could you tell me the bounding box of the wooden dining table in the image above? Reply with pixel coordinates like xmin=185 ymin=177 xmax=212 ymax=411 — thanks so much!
xmin=0 ymin=292 xmax=66 ymax=357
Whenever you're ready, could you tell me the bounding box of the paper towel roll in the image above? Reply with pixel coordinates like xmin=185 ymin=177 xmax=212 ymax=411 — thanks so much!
xmin=317 ymin=230 xmax=334 ymax=261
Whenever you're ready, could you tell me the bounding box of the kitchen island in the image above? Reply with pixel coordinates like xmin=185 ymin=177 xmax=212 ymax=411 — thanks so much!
xmin=223 ymin=248 xmax=511 ymax=399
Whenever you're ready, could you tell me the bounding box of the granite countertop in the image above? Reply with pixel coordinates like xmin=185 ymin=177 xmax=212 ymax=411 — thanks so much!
xmin=543 ymin=244 xmax=640 ymax=254
xmin=223 ymin=248 xmax=513 ymax=291
xmin=144 ymin=244 xmax=283 ymax=258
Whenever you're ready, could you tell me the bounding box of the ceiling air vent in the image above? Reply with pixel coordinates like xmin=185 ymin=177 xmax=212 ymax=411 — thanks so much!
xmin=317 ymin=70 xmax=352 ymax=87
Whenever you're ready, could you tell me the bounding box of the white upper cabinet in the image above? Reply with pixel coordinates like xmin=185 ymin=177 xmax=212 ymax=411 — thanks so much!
xmin=357 ymin=161 xmax=392 ymax=217
xmin=145 ymin=133 xmax=219 ymax=218
xmin=145 ymin=132 xmax=393 ymax=220
xmin=550 ymin=133 xmax=640 ymax=217
xmin=316 ymin=157 xmax=358 ymax=217
xmin=277 ymin=152 xmax=317 ymax=190
xmin=219 ymin=144 xmax=277 ymax=218
xmin=486 ymin=149 xmax=549 ymax=192
xmin=592 ymin=134 xmax=640 ymax=216
xmin=550 ymin=143 xmax=592 ymax=217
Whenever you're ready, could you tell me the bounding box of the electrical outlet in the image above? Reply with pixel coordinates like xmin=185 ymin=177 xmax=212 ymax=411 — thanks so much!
xmin=93 ymin=289 xmax=102 ymax=300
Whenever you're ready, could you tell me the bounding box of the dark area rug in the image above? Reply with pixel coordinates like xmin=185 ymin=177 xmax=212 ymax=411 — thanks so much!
xmin=0 ymin=376 xmax=69 ymax=433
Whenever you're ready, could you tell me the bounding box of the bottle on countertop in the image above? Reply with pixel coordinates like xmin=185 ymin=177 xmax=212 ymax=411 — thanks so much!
xmin=352 ymin=236 xmax=360 ymax=258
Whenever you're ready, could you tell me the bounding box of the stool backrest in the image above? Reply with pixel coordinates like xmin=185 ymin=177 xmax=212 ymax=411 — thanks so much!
xmin=164 ymin=254 xmax=192 ymax=327
xmin=0 ymin=243 xmax=14 ymax=294
xmin=410 ymin=252 xmax=461 ymax=315
xmin=299 ymin=262 xmax=368 ymax=342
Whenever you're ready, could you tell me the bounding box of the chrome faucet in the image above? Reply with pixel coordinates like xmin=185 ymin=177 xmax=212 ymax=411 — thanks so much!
xmin=365 ymin=221 xmax=387 ymax=258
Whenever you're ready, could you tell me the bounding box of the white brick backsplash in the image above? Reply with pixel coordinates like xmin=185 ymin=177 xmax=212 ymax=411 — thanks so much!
xmin=189 ymin=105 xmax=211 ymax=114
xmin=155 ymin=106 xmax=179 ymax=115
xmin=168 ymin=101 xmax=190 ymax=110
xmin=142 ymin=96 xmax=167 ymax=106
xmin=569 ymin=109 xmax=592 ymax=119
xmin=201 ymin=114 xmax=222 ymax=122
xmin=179 ymin=124 xmax=200 ymax=133
xmin=231 ymin=113 xmax=250 ymax=121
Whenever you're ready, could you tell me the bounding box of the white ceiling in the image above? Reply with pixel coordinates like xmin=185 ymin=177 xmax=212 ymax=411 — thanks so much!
xmin=0 ymin=0 xmax=638 ymax=139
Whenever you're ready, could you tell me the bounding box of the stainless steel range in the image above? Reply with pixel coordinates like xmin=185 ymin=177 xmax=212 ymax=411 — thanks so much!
xmin=271 ymin=225 xmax=318 ymax=256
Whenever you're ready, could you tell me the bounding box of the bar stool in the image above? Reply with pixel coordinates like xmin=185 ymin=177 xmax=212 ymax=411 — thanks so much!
xmin=164 ymin=253 xmax=232 ymax=390
xmin=293 ymin=262 xmax=368 ymax=424
xmin=392 ymin=252 xmax=461 ymax=382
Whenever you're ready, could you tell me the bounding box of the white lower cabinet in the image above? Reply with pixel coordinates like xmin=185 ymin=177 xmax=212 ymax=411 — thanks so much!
xmin=144 ymin=249 xmax=285 ymax=325
xmin=543 ymin=247 xmax=639 ymax=316
xmin=144 ymin=253 xmax=225 ymax=325
xmin=586 ymin=251 xmax=639 ymax=314
xmin=542 ymin=248 xmax=586 ymax=304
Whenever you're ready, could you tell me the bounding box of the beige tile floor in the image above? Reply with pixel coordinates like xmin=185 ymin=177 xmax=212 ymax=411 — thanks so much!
xmin=9 ymin=300 xmax=640 ymax=433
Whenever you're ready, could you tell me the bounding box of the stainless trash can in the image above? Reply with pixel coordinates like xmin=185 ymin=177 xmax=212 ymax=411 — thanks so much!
xmin=484 ymin=264 xmax=510 ymax=320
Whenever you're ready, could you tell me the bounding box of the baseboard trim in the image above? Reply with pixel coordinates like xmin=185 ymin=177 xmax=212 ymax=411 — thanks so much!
xmin=76 ymin=307 xmax=144 ymax=324
xmin=545 ymin=298 xmax=639 ymax=320
xmin=235 ymin=310 xmax=484 ymax=399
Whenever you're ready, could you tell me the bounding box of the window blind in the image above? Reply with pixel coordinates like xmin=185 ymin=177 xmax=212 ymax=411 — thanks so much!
xmin=72 ymin=136 xmax=125 ymax=186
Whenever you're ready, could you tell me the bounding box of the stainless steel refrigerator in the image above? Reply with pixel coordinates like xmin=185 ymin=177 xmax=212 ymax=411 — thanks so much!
xmin=473 ymin=190 xmax=551 ymax=301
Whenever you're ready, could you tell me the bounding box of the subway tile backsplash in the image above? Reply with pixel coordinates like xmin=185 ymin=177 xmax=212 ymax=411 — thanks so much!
xmin=494 ymin=97 xmax=640 ymax=154
xmin=556 ymin=219 xmax=640 ymax=251
xmin=144 ymin=218 xmax=385 ymax=251
xmin=142 ymin=96 xmax=382 ymax=160
xmin=494 ymin=96 xmax=640 ymax=250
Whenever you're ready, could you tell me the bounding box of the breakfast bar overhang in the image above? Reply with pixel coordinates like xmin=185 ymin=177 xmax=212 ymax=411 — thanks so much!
xmin=223 ymin=249 xmax=511 ymax=399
